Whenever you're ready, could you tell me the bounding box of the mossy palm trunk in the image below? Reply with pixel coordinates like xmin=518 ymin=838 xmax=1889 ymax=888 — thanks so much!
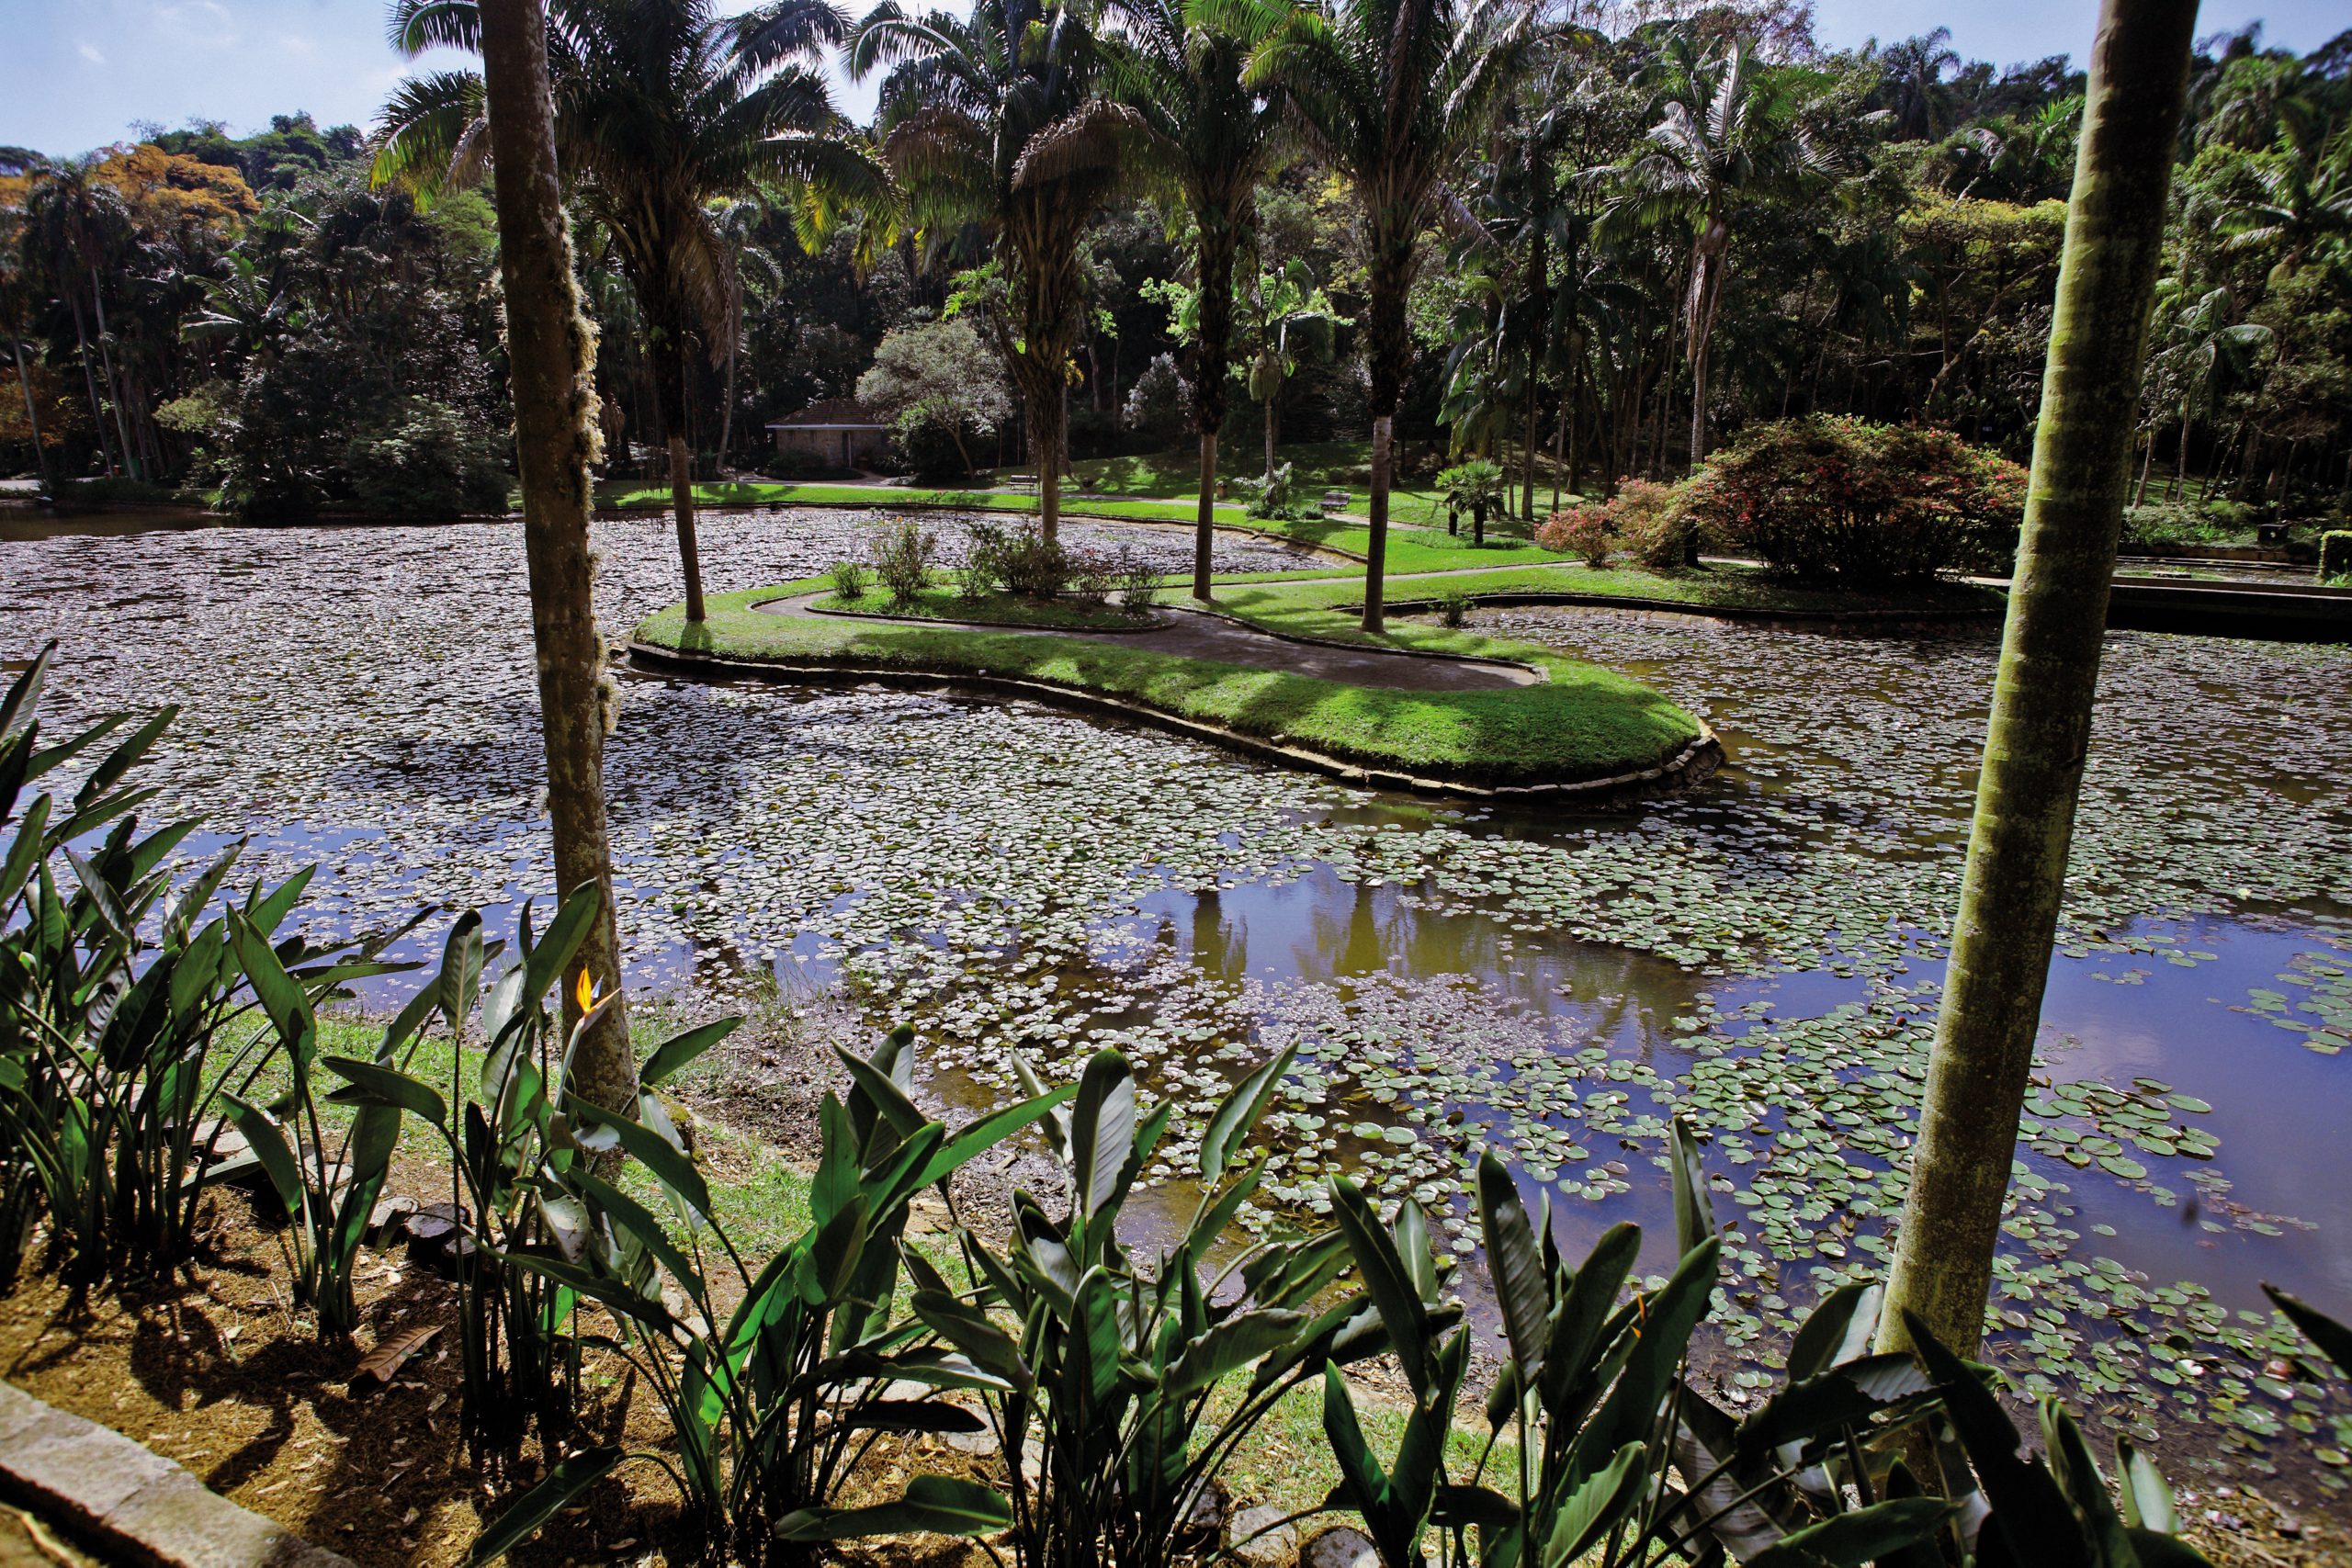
xmin=651 ymin=331 xmax=708 ymax=624
xmin=480 ymin=0 xmax=637 ymax=1112
xmin=1189 ymin=218 xmax=1238 ymax=604
xmin=1193 ymin=431 xmax=1218 ymax=600
xmin=1874 ymin=0 xmax=2197 ymax=1360
xmin=1362 ymin=241 xmax=1412 ymax=636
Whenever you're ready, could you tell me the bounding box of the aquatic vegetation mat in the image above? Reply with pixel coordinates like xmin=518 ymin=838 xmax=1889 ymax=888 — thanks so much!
xmin=4 ymin=512 xmax=2349 ymax=1507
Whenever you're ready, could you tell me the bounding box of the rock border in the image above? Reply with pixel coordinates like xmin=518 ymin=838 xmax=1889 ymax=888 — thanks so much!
xmin=0 ymin=1380 xmax=355 ymax=1568
xmin=627 ymin=639 xmax=1721 ymax=805
xmin=1378 ymin=587 xmax=2005 ymax=627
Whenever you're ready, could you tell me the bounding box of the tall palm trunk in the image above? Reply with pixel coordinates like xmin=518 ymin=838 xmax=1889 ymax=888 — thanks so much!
xmin=63 ymin=291 xmax=116 ymax=477
xmin=478 ymin=0 xmax=637 ymax=1113
xmin=87 ymin=268 xmax=141 ymax=481
xmin=1189 ymin=212 xmax=1240 ymax=604
xmin=1193 ymin=432 xmax=1218 ymax=599
xmin=11 ymin=337 xmax=51 ymax=491
xmin=650 ymin=329 xmax=708 ymax=623
xmin=1362 ymin=239 xmax=1413 ymax=635
xmin=1874 ymin=0 xmax=2197 ymax=1361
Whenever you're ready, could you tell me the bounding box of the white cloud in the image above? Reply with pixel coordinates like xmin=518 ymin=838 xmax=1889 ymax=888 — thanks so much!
xmin=78 ymin=41 xmax=107 ymax=64
xmin=153 ymin=1 xmax=239 ymax=49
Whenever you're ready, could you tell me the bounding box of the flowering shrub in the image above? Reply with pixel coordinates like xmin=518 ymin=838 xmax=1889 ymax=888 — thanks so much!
xmin=1537 ymin=481 xmax=1697 ymax=570
xmin=1608 ymin=479 xmax=1700 ymax=570
xmin=1679 ymin=416 xmax=2027 ymax=586
xmin=1536 ymin=504 xmax=1613 ymax=567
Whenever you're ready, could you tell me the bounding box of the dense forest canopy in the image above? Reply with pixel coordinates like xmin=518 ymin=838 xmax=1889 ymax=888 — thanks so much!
xmin=2 ymin=6 xmax=2347 ymax=525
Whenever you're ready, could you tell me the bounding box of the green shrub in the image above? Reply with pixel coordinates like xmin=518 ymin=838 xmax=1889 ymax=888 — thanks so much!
xmin=344 ymin=397 xmax=513 ymax=518
xmin=50 ymin=476 xmax=180 ymax=508
xmin=1000 ymin=524 xmax=1074 ymax=598
xmin=867 ymin=515 xmax=937 ymax=606
xmin=1238 ymin=461 xmax=1317 ymax=521
xmin=829 ymin=558 xmax=868 ymax=601
xmin=2322 ymin=530 xmax=2352 ymax=582
xmin=1680 ymin=415 xmax=2026 ymax=586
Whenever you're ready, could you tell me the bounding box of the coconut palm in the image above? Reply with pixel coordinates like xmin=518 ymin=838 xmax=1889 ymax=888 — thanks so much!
xmin=850 ymin=0 xmax=1117 ymax=542
xmin=1245 ymin=0 xmax=1532 ymax=632
xmin=377 ymin=0 xmax=889 ymax=623
xmin=1615 ymin=36 xmax=1833 ymax=472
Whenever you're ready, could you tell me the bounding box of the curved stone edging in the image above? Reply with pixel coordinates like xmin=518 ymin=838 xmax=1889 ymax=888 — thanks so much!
xmin=1379 ymin=587 xmax=2006 ymax=626
xmin=0 ymin=1381 xmax=355 ymax=1568
xmin=627 ymin=639 xmax=1720 ymax=805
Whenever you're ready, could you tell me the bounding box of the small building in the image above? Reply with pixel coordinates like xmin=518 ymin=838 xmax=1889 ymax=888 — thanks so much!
xmin=766 ymin=399 xmax=890 ymax=469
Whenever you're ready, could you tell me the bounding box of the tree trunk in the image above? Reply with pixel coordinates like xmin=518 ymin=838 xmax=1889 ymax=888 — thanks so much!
xmin=1263 ymin=399 xmax=1277 ymax=484
xmin=87 ymin=268 xmax=141 ymax=481
xmin=11 ymin=337 xmax=51 ymax=491
xmin=64 ymin=290 xmax=116 ymax=477
xmin=1035 ymin=389 xmax=1065 ymax=543
xmin=1874 ymin=0 xmax=2196 ymax=1363
xmin=2133 ymin=433 xmax=2154 ymax=507
xmin=650 ymin=333 xmax=707 ymax=623
xmin=1363 ymin=415 xmax=1391 ymax=634
xmin=478 ymin=0 xmax=638 ymax=1115
xmin=1193 ymin=429 xmax=1217 ymax=603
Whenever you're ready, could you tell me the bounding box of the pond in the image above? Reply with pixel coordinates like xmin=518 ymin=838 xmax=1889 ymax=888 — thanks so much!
xmin=3 ymin=507 xmax=2347 ymax=1497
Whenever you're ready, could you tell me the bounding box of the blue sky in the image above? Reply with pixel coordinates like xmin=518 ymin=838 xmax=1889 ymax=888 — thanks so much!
xmin=2 ymin=0 xmax=2345 ymax=160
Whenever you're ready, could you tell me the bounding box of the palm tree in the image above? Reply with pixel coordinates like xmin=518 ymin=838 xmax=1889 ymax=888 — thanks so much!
xmin=473 ymin=0 xmax=636 ymax=1111
xmin=1616 ymin=36 xmax=1831 ymax=472
xmin=1247 ymin=0 xmax=1530 ymax=632
xmin=24 ymin=162 xmax=138 ymax=478
xmin=1869 ymin=28 xmax=1962 ymax=141
xmin=851 ymin=0 xmax=1117 ymax=542
xmin=1874 ymin=0 xmax=2199 ymax=1363
xmin=1084 ymin=0 xmax=1284 ymax=600
xmin=2142 ymin=281 xmax=2271 ymax=491
xmin=378 ymin=0 xmax=888 ymax=624
xmin=1238 ymin=259 xmax=1344 ymax=484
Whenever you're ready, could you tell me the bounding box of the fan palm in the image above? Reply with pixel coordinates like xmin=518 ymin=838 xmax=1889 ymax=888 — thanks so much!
xmin=376 ymin=0 xmax=889 ymax=623
xmin=851 ymin=0 xmax=1117 ymax=541
xmin=1246 ymin=0 xmax=1532 ymax=632
xmin=1616 ymin=36 xmax=1832 ymax=472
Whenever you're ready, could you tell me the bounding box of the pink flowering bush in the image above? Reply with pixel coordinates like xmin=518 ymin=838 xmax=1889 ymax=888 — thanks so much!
xmin=1536 ymin=504 xmax=1613 ymax=567
xmin=1679 ymin=415 xmax=2027 ymax=586
xmin=1537 ymin=480 xmax=1698 ymax=570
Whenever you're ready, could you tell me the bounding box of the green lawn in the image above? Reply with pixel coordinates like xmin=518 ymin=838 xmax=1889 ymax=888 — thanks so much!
xmin=812 ymin=584 xmax=1153 ymax=631
xmin=637 ymin=578 xmax=1706 ymax=789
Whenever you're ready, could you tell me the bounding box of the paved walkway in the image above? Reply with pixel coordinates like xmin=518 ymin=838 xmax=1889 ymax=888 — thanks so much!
xmin=755 ymin=591 xmax=1539 ymax=692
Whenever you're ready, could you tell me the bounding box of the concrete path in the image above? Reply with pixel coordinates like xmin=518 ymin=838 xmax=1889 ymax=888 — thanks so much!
xmin=757 ymin=592 xmax=1540 ymax=692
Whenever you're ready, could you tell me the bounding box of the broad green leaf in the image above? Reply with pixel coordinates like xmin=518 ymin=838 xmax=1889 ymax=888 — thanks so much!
xmin=1745 ymin=1498 xmax=1956 ymax=1568
xmin=465 ymin=1447 xmax=625 ymax=1564
xmin=1477 ymin=1151 xmax=1549 ymax=1390
xmin=774 ymin=1475 xmax=1011 ymax=1540
xmin=640 ymin=1016 xmax=738 ymax=1089
xmin=1200 ymin=1041 xmax=1297 ymax=1185
xmin=1540 ymin=1440 xmax=1645 ymax=1568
